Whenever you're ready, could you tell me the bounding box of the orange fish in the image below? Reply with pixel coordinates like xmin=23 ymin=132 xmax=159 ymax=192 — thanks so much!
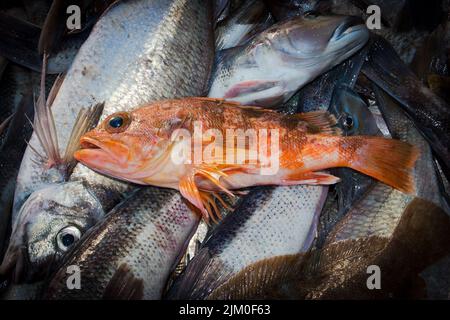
xmin=74 ymin=98 xmax=419 ymax=222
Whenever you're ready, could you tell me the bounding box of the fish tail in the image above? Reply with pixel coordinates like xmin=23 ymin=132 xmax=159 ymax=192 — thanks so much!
xmin=342 ymin=136 xmax=419 ymax=193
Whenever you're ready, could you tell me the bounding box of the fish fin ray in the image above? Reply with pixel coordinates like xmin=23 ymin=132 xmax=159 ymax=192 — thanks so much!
xmin=282 ymin=171 xmax=341 ymax=186
xmin=344 ymin=137 xmax=419 ymax=194
xmin=63 ymin=102 xmax=104 ymax=173
xmin=32 ymin=53 xmax=62 ymax=168
xmin=179 ymin=165 xmax=236 ymax=223
xmin=294 ymin=111 xmax=342 ymax=135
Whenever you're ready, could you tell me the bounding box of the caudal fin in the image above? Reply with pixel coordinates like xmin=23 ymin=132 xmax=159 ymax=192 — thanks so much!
xmin=344 ymin=136 xmax=419 ymax=193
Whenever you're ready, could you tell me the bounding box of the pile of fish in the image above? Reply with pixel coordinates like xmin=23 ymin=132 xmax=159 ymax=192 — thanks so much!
xmin=0 ymin=0 xmax=449 ymax=300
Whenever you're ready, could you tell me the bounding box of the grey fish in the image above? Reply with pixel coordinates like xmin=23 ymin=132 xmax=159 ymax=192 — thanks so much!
xmin=208 ymin=14 xmax=369 ymax=107
xmin=289 ymin=86 xmax=450 ymax=299
xmin=283 ymin=42 xmax=369 ymax=113
xmin=166 ymin=185 xmax=328 ymax=299
xmin=315 ymin=84 xmax=380 ymax=247
xmin=14 ymin=0 xmax=214 ymax=215
xmin=44 ymin=187 xmax=199 ymax=300
xmin=215 ymin=0 xmax=274 ymax=51
xmin=3 ymin=0 xmax=214 ymax=283
xmin=362 ymin=35 xmax=450 ymax=182
xmin=0 ymin=181 xmax=106 ymax=283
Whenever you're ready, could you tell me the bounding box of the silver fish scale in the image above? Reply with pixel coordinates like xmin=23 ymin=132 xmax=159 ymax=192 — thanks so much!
xmin=327 ymin=90 xmax=447 ymax=243
xmin=45 ymin=187 xmax=199 ymax=300
xmin=14 ymin=0 xmax=213 ymax=217
xmin=328 ymin=184 xmax=411 ymax=242
xmin=169 ymin=185 xmax=327 ymax=299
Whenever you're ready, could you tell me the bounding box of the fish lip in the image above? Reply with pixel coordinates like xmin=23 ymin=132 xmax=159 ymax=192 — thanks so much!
xmin=78 ymin=136 xmax=128 ymax=165
xmin=79 ymin=136 xmax=102 ymax=150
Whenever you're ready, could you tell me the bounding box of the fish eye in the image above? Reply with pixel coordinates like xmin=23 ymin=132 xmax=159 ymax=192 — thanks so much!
xmin=56 ymin=226 xmax=81 ymax=252
xmin=343 ymin=115 xmax=354 ymax=129
xmin=104 ymin=112 xmax=131 ymax=133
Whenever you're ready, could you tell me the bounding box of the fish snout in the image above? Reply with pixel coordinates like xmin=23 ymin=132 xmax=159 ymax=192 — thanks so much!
xmin=76 ymin=136 xmax=131 ymax=167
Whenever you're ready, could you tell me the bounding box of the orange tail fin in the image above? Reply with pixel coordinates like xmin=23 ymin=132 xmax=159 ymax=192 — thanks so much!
xmin=343 ymin=136 xmax=419 ymax=193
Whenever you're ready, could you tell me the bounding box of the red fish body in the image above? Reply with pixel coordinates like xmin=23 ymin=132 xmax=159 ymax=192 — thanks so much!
xmin=75 ymin=98 xmax=419 ymax=221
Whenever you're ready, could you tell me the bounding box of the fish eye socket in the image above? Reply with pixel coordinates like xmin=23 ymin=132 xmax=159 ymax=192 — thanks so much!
xmin=105 ymin=112 xmax=131 ymax=133
xmin=343 ymin=115 xmax=354 ymax=129
xmin=56 ymin=226 xmax=81 ymax=252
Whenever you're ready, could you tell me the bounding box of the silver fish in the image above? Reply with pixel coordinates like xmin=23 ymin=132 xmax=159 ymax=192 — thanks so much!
xmin=289 ymin=86 xmax=450 ymax=299
xmin=0 ymin=181 xmax=105 ymax=283
xmin=44 ymin=187 xmax=199 ymax=300
xmin=167 ymin=185 xmax=328 ymax=299
xmin=208 ymin=14 xmax=369 ymax=107
xmin=4 ymin=0 xmax=214 ymax=282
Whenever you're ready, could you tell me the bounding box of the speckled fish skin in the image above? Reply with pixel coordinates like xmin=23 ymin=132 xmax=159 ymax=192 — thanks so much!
xmin=166 ymin=185 xmax=328 ymax=299
xmin=326 ymin=87 xmax=447 ymax=244
xmin=44 ymin=187 xmax=199 ymax=300
xmin=13 ymin=0 xmax=214 ymax=218
xmin=0 ymin=181 xmax=106 ymax=283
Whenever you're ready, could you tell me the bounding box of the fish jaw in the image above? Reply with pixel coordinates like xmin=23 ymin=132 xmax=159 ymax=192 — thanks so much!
xmin=75 ymin=133 xmax=187 ymax=188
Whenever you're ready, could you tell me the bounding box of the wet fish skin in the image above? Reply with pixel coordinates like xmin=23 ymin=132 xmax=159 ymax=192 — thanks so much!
xmin=44 ymin=187 xmax=199 ymax=300
xmin=286 ymin=44 xmax=369 ymax=114
xmin=362 ymin=35 xmax=450 ymax=181
xmin=5 ymin=0 xmax=214 ymax=284
xmin=13 ymin=0 xmax=214 ymax=217
xmin=277 ymin=86 xmax=450 ymax=299
xmin=166 ymin=185 xmax=328 ymax=299
xmin=215 ymin=0 xmax=274 ymax=51
xmin=0 ymin=181 xmax=105 ymax=283
xmin=208 ymin=14 xmax=369 ymax=107
xmin=315 ymin=84 xmax=380 ymax=247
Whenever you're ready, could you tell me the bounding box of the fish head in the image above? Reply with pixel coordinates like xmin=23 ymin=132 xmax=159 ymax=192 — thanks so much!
xmin=0 ymin=182 xmax=103 ymax=282
xmin=74 ymin=108 xmax=179 ymax=185
xmin=210 ymin=14 xmax=369 ymax=106
xmin=329 ymin=84 xmax=380 ymax=136
xmin=261 ymin=14 xmax=369 ymax=68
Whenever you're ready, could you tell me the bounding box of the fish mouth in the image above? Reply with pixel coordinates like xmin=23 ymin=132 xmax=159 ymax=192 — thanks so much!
xmin=75 ymin=136 xmax=130 ymax=167
xmin=332 ymin=16 xmax=366 ymax=41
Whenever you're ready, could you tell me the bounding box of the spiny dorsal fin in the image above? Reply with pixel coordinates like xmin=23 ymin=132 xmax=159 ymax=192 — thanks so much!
xmin=30 ymin=54 xmax=104 ymax=174
xmin=294 ymin=111 xmax=342 ymax=135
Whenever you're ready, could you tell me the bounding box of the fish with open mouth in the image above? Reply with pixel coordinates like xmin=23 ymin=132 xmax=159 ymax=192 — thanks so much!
xmin=208 ymin=14 xmax=369 ymax=107
xmin=75 ymin=97 xmax=418 ymax=222
xmin=43 ymin=187 xmax=199 ymax=300
xmin=1 ymin=0 xmax=214 ymax=284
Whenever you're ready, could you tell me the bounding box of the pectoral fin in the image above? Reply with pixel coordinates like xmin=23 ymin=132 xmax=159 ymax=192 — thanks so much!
xmin=179 ymin=165 xmax=236 ymax=223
